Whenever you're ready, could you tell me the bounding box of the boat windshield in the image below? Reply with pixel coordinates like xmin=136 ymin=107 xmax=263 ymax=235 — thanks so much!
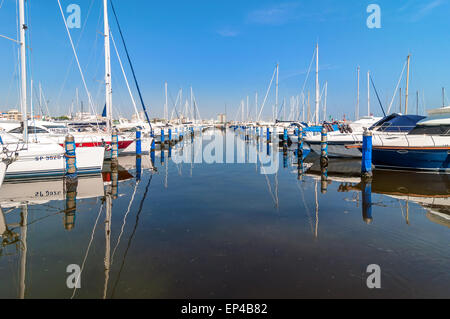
xmin=8 ymin=126 xmax=50 ymax=134
xmin=408 ymin=125 xmax=450 ymax=135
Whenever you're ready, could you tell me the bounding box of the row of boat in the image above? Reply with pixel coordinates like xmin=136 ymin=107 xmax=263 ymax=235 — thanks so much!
xmin=230 ymin=104 xmax=450 ymax=172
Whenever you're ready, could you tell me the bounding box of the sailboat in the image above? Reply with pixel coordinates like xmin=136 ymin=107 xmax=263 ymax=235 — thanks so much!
xmin=1 ymin=0 xmax=105 ymax=181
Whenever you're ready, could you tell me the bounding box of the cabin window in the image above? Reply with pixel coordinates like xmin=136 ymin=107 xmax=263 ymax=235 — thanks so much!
xmin=8 ymin=126 xmax=50 ymax=134
xmin=408 ymin=125 xmax=450 ymax=135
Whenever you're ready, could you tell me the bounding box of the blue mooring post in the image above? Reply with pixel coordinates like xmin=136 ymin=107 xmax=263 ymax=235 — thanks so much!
xmin=161 ymin=128 xmax=165 ymax=144
xmin=284 ymin=128 xmax=288 ymax=142
xmin=111 ymin=129 xmax=119 ymax=162
xmin=320 ymin=126 xmax=328 ymax=166
xmin=267 ymin=127 xmax=271 ymax=143
xmin=168 ymin=128 xmax=172 ymax=145
xmin=361 ymin=129 xmax=373 ymax=179
xmin=136 ymin=128 xmax=142 ymax=156
xmin=64 ymin=134 xmax=77 ymax=179
xmin=321 ymin=165 xmax=328 ymax=194
xmin=136 ymin=154 xmax=142 ymax=181
xmin=64 ymin=179 xmax=78 ymax=231
xmin=297 ymin=127 xmax=303 ymax=157
xmin=362 ymin=180 xmax=373 ymax=224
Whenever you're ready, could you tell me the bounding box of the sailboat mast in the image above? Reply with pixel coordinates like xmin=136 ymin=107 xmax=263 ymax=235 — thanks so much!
xmin=19 ymin=0 xmax=28 ymax=142
xmin=165 ymin=82 xmax=168 ymax=122
xmin=104 ymin=0 xmax=113 ymax=132
xmin=255 ymin=92 xmax=258 ymax=122
xmin=356 ymin=66 xmax=360 ymax=120
xmin=405 ymin=54 xmax=411 ymax=114
xmin=315 ymin=43 xmax=320 ymax=125
xmin=275 ymin=63 xmax=279 ymax=122
xmin=367 ymin=70 xmax=370 ymax=116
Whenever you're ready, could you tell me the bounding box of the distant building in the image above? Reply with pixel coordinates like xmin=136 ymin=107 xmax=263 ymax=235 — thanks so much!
xmin=217 ymin=113 xmax=226 ymax=123
xmin=0 ymin=109 xmax=22 ymax=121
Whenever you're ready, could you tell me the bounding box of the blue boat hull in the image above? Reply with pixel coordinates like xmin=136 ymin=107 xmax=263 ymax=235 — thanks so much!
xmin=373 ymin=148 xmax=450 ymax=172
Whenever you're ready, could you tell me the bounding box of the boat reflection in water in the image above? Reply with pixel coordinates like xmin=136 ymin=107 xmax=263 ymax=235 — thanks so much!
xmin=305 ymin=158 xmax=450 ymax=228
xmin=0 ymin=154 xmax=145 ymax=299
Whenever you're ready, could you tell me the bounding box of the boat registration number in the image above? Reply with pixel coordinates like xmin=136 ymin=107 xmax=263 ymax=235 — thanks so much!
xmin=35 ymin=190 xmax=62 ymax=198
xmin=35 ymin=155 xmax=63 ymax=161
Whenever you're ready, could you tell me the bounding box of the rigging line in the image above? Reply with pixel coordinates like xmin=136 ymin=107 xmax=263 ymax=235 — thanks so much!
xmin=369 ymin=75 xmax=386 ymax=117
xmin=110 ymin=31 xmax=140 ymax=121
xmin=300 ymin=48 xmax=316 ymax=96
xmin=261 ymin=166 xmax=277 ymax=206
xmin=71 ymin=202 xmax=105 ymax=299
xmin=314 ymin=179 xmax=319 ymax=239
xmin=57 ymin=0 xmax=100 ymax=129
xmin=110 ymin=181 xmax=139 ymax=265
xmin=110 ymin=174 xmax=153 ymax=299
xmin=295 ymin=179 xmax=314 ymax=234
xmin=55 ymin=0 xmax=95 ymax=108
xmin=387 ymin=61 xmax=407 ymax=114
xmin=257 ymin=66 xmax=277 ymax=121
xmin=109 ymin=0 xmax=153 ymax=134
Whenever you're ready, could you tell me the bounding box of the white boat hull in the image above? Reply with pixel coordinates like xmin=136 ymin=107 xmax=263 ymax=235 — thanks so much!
xmin=4 ymin=143 xmax=104 ymax=181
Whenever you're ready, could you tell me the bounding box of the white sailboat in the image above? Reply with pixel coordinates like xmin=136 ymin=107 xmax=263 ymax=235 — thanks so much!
xmin=1 ymin=0 xmax=105 ymax=181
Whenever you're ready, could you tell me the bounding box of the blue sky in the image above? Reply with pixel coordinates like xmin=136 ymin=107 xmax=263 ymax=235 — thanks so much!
xmin=1 ymin=0 xmax=450 ymax=120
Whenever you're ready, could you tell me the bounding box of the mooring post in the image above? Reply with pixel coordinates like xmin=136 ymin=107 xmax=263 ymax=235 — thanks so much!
xmin=136 ymin=128 xmax=142 ymax=156
xmin=111 ymin=129 xmax=119 ymax=165
xmin=320 ymin=126 xmax=328 ymax=166
xmin=267 ymin=127 xmax=271 ymax=143
xmin=321 ymin=165 xmax=328 ymax=194
xmin=161 ymin=149 xmax=165 ymax=166
xmin=361 ymin=129 xmax=373 ymax=179
xmin=111 ymin=165 xmax=119 ymax=199
xmin=283 ymin=128 xmax=288 ymax=142
xmin=297 ymin=127 xmax=303 ymax=157
xmin=362 ymin=179 xmax=373 ymax=224
xmin=161 ymin=128 xmax=165 ymax=144
xmin=297 ymin=155 xmax=304 ymax=179
xmin=63 ymin=177 xmax=78 ymax=231
xmin=64 ymin=134 xmax=77 ymax=179
xmin=136 ymin=154 xmax=142 ymax=181
xmin=168 ymin=128 xmax=172 ymax=144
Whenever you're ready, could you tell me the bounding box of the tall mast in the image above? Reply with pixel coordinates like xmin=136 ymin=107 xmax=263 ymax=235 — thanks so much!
xmin=307 ymin=91 xmax=311 ymax=123
xmin=190 ymin=86 xmax=193 ymax=122
xmin=416 ymin=91 xmax=419 ymax=115
xmin=164 ymin=82 xmax=168 ymax=122
xmin=315 ymin=43 xmax=320 ymax=125
xmin=356 ymin=66 xmax=360 ymax=120
xmin=324 ymin=81 xmax=328 ymax=121
xmin=19 ymin=0 xmax=28 ymax=142
xmin=367 ymin=70 xmax=370 ymax=116
xmin=405 ymin=54 xmax=411 ymax=114
xmin=275 ymin=63 xmax=279 ymax=122
xmin=246 ymin=95 xmax=249 ymax=122
xmin=255 ymin=92 xmax=258 ymax=122
xmin=104 ymin=0 xmax=113 ymax=132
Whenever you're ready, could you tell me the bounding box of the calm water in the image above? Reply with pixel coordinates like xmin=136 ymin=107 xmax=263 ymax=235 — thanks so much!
xmin=0 ymin=129 xmax=449 ymax=299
